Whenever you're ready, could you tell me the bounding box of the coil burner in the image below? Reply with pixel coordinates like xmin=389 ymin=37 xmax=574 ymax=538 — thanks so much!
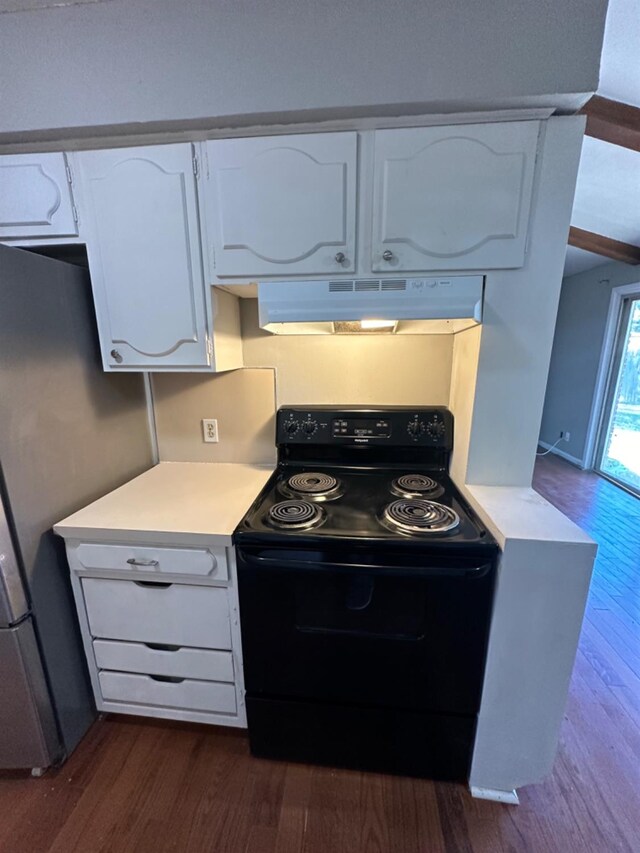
xmin=267 ymin=500 xmax=325 ymax=530
xmin=390 ymin=473 xmax=442 ymax=499
xmin=381 ymin=499 xmax=459 ymax=535
xmin=280 ymin=472 xmax=342 ymax=501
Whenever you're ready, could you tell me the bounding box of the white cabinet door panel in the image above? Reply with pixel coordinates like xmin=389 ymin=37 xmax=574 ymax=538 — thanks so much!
xmin=74 ymin=145 xmax=210 ymax=369
xmin=204 ymin=133 xmax=357 ymax=277
xmin=371 ymin=122 xmax=539 ymax=271
xmin=0 ymin=153 xmax=77 ymax=239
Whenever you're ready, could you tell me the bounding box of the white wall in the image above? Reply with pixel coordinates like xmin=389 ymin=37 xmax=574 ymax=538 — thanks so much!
xmin=151 ymin=302 xmax=453 ymax=461
xmin=464 ymin=485 xmax=596 ymax=795
xmin=241 ymin=299 xmax=453 ymax=407
xmin=438 ymin=118 xmax=599 ymax=796
xmin=449 ymin=325 xmax=482 ymax=486
xmin=0 ymin=0 xmax=607 ymax=142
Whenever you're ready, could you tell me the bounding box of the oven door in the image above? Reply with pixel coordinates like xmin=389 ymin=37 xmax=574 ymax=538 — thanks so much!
xmin=236 ymin=546 xmax=496 ymax=715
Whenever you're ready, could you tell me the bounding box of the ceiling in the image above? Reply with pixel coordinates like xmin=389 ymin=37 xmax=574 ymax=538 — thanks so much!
xmin=598 ymin=0 xmax=640 ymax=107
xmin=564 ymin=246 xmax=611 ymax=277
xmin=572 ymin=136 xmax=640 ymax=244
xmin=563 ymin=0 xmax=640 ymax=277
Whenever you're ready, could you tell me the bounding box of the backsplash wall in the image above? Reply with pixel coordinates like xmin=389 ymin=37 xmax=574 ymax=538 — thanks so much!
xmin=240 ymin=299 xmax=454 ymax=407
xmin=152 ymin=368 xmax=277 ymax=464
xmin=152 ymin=299 xmax=455 ymax=464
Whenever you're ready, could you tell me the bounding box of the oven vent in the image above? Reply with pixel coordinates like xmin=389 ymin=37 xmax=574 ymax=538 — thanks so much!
xmin=329 ymin=279 xmax=409 ymax=294
xmin=257 ymin=276 xmax=485 ymax=333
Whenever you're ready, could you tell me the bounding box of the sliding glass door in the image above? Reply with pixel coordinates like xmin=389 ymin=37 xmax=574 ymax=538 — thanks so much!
xmin=597 ymin=296 xmax=640 ymax=494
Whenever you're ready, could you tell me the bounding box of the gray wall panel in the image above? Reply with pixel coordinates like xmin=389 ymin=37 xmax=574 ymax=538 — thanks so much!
xmin=539 ymin=260 xmax=640 ymax=464
xmin=0 ymin=0 xmax=606 ymax=141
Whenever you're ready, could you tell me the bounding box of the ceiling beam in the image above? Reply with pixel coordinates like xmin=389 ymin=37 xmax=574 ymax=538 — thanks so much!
xmin=580 ymin=96 xmax=640 ymax=152
xmin=569 ymin=227 xmax=640 ymax=265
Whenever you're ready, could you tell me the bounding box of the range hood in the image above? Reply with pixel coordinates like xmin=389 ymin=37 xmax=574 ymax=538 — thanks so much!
xmin=257 ymin=276 xmax=484 ymax=335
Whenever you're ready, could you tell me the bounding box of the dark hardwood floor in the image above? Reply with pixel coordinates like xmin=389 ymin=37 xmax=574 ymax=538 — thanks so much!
xmin=2 ymin=453 xmax=640 ymax=853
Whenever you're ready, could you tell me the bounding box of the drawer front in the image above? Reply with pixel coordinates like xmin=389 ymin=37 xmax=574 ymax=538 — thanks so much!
xmin=75 ymin=543 xmax=228 ymax=581
xmin=82 ymin=578 xmax=231 ymax=649
xmin=93 ymin=639 xmax=234 ymax=682
xmin=99 ymin=670 xmax=237 ymax=715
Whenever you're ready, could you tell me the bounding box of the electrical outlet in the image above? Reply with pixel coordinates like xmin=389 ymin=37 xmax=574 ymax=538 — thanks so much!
xmin=202 ymin=419 xmax=218 ymax=443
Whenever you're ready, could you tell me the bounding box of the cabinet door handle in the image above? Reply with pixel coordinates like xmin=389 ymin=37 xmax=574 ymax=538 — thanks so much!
xmin=334 ymin=251 xmax=346 ymax=264
xmin=110 ymin=348 xmax=123 ymax=363
xmin=144 ymin=642 xmax=181 ymax=652
xmin=133 ymin=580 xmax=172 ymax=589
xmin=127 ymin=558 xmax=159 ymax=567
xmin=148 ymin=674 xmax=185 ymax=683
xmin=382 ymin=249 xmax=394 ymax=262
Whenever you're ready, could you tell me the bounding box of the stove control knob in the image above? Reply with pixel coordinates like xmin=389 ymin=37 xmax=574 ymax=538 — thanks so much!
xmin=426 ymin=420 xmax=446 ymax=441
xmin=284 ymin=420 xmax=299 ymax=435
xmin=304 ymin=420 xmax=318 ymax=436
xmin=407 ymin=419 xmax=425 ymax=440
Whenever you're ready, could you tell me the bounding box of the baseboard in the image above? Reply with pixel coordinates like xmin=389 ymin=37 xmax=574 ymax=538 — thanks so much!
xmin=470 ymin=785 xmax=520 ymax=805
xmin=537 ymin=440 xmax=586 ymax=469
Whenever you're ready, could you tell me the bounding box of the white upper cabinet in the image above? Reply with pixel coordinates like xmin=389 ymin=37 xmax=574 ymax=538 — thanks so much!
xmin=74 ymin=144 xmax=216 ymax=371
xmin=0 ymin=153 xmax=77 ymax=240
xmin=203 ymin=133 xmax=358 ymax=277
xmin=371 ymin=122 xmax=540 ymax=271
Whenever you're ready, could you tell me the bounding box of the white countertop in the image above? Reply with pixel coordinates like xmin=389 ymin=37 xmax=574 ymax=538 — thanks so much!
xmin=463 ymin=484 xmax=596 ymax=550
xmin=54 ymin=462 xmax=274 ymax=545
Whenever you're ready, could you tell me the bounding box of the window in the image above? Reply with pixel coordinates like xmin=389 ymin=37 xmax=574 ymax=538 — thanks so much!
xmin=597 ymin=296 xmax=640 ymax=494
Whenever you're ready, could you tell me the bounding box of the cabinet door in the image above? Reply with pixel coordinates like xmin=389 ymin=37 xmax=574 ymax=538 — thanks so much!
xmin=204 ymin=133 xmax=357 ymax=277
xmin=74 ymin=144 xmax=211 ymax=370
xmin=371 ymin=122 xmax=540 ymax=272
xmin=0 ymin=153 xmax=77 ymax=240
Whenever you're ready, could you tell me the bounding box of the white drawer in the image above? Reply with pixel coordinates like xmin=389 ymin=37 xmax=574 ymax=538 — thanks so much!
xmin=82 ymin=578 xmax=231 ymax=649
xmin=99 ymin=670 xmax=237 ymax=715
xmin=75 ymin=542 xmax=228 ymax=581
xmin=93 ymin=639 xmax=234 ymax=682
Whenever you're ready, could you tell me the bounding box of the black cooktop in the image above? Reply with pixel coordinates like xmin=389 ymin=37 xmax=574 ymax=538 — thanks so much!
xmin=234 ymin=464 xmax=497 ymax=556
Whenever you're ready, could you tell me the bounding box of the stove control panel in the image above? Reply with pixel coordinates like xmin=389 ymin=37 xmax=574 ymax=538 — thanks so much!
xmin=332 ymin=417 xmax=391 ymax=438
xmin=277 ymin=407 xmax=453 ymax=448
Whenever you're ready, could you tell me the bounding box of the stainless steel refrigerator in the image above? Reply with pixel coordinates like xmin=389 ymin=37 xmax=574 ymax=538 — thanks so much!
xmin=0 ymin=244 xmax=153 ymax=772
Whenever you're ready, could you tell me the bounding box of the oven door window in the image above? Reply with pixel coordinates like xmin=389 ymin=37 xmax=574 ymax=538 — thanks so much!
xmin=295 ymin=573 xmax=426 ymax=640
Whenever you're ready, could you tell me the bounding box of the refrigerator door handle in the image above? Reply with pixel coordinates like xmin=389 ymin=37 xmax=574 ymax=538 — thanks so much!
xmin=0 ymin=490 xmax=29 ymax=627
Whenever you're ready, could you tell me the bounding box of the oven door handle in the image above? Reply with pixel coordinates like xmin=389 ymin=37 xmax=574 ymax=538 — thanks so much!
xmin=238 ymin=553 xmax=493 ymax=579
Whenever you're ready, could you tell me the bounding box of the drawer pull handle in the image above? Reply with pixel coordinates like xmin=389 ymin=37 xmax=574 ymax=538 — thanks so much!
xmin=144 ymin=642 xmax=181 ymax=652
xmin=127 ymin=558 xmax=159 ymax=567
xmin=148 ymin=674 xmax=185 ymax=684
xmin=133 ymin=580 xmax=172 ymax=589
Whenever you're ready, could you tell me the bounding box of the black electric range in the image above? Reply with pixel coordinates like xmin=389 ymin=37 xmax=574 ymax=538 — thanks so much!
xmin=235 ymin=465 xmax=493 ymax=554
xmin=234 ymin=407 xmax=499 ymax=782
